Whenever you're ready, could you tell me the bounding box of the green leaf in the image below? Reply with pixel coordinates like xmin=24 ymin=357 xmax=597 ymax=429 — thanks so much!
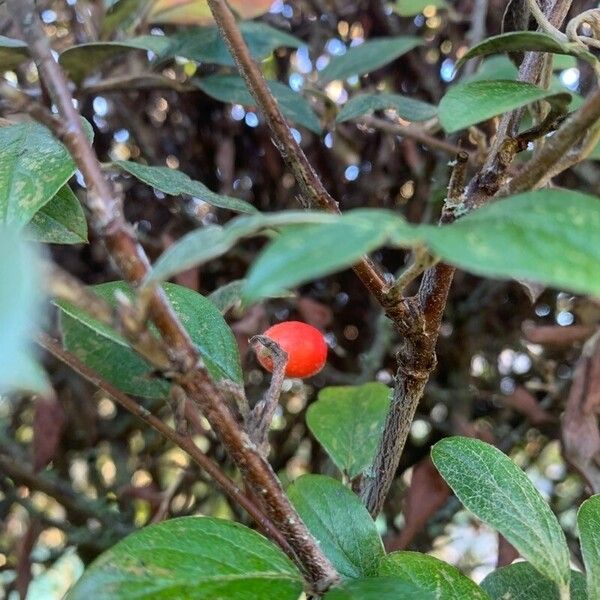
xmin=379 ymin=552 xmax=489 ymax=599
xmin=422 ymin=189 xmax=600 ymax=297
xmin=287 ymin=475 xmax=384 ymax=578
xmin=481 ymin=563 xmax=588 ymax=600
xmin=208 ymin=279 xmax=246 ymax=313
xmin=0 ymin=121 xmax=78 ymax=228
xmin=438 ymin=80 xmax=570 ymax=133
xmin=578 ymin=495 xmax=600 ymax=600
xmin=320 ymin=37 xmax=422 ymax=82
xmin=113 ymin=161 xmax=256 ymax=214
xmin=431 ymin=437 xmax=570 ymax=589
xmin=101 ymin=0 xmax=143 ymax=37
xmin=456 ymin=32 xmax=588 ymax=70
xmin=336 ymin=93 xmax=437 ymax=123
xmin=0 ymin=35 xmax=29 ymax=72
xmin=324 ymin=576 xmax=440 ymax=599
xmin=0 ymin=228 xmax=49 ymax=395
xmin=58 ymin=282 xmax=242 ymax=398
xmin=148 ymin=211 xmax=337 ymax=283
xmin=393 ymin=0 xmax=448 ymax=17
xmin=26 ymin=185 xmax=88 ymax=245
xmin=165 ymin=21 xmax=303 ymax=66
xmin=243 ymin=209 xmax=419 ymax=302
xmin=464 ymin=56 xmax=519 ymax=83
xmin=59 ymin=36 xmax=172 ymax=84
xmin=306 ymin=383 xmax=390 ymax=478
xmin=195 ymin=74 xmax=321 ymax=133
xmin=66 ymin=516 xmax=303 ymax=600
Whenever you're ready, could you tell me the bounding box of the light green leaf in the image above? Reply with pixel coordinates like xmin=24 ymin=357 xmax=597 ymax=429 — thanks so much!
xmin=113 ymin=160 xmax=256 ymax=213
xmin=0 ymin=35 xmax=29 ymax=72
xmin=431 ymin=437 xmax=570 ymax=589
xmin=481 ymin=563 xmax=588 ymax=600
xmin=195 ymin=74 xmax=321 ymax=133
xmin=26 ymin=185 xmax=88 ymax=245
xmin=393 ymin=0 xmax=448 ymax=17
xmin=379 ymin=552 xmax=489 ymax=599
xmin=438 ymin=80 xmax=570 ymax=133
xmin=59 ymin=36 xmax=172 ymax=84
xmin=324 ymin=577 xmax=439 ymax=599
xmin=0 ymin=121 xmax=77 ymax=228
xmin=306 ymin=383 xmax=390 ymax=479
xmin=208 ymin=280 xmax=245 ymax=314
xmin=0 ymin=228 xmax=49 ymax=395
xmin=66 ymin=517 xmax=303 ymax=600
xmin=243 ymin=209 xmax=419 ymax=302
xmin=287 ymin=475 xmax=384 ymax=578
xmin=149 ymin=211 xmax=337 ymax=283
xmin=464 ymin=56 xmax=519 ymax=83
xmin=58 ymin=282 xmax=242 ymax=398
xmin=456 ymin=32 xmax=590 ymax=70
xmin=578 ymin=495 xmax=600 ymax=600
xmin=337 ymin=93 xmax=437 ymax=123
xmin=422 ymin=189 xmax=600 ymax=297
xmin=320 ymin=37 xmax=422 ymax=82
xmin=165 ymin=21 xmax=303 ymax=66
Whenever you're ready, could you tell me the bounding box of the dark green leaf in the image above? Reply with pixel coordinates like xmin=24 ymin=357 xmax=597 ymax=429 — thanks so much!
xmin=438 ymin=80 xmax=571 ymax=133
xmin=195 ymin=74 xmax=321 ymax=133
xmin=379 ymin=552 xmax=489 ymax=599
xmin=287 ymin=475 xmax=384 ymax=578
xmin=431 ymin=437 xmax=570 ymax=589
xmin=0 ymin=121 xmax=77 ymax=228
xmin=320 ymin=37 xmax=422 ymax=82
xmin=393 ymin=0 xmax=448 ymax=17
xmin=66 ymin=517 xmax=303 ymax=600
xmin=0 ymin=228 xmax=48 ymax=394
xmin=481 ymin=563 xmax=588 ymax=600
xmin=243 ymin=209 xmax=419 ymax=302
xmin=456 ymin=32 xmax=587 ymax=70
xmin=324 ymin=576 xmax=439 ymax=599
xmin=164 ymin=21 xmax=303 ymax=66
xmin=422 ymin=189 xmax=600 ymax=297
xmin=336 ymin=93 xmax=437 ymax=123
xmin=26 ymin=185 xmax=88 ymax=245
xmin=59 ymin=36 xmax=172 ymax=84
xmin=113 ymin=160 xmax=256 ymax=213
xmin=149 ymin=211 xmax=337 ymax=283
xmin=0 ymin=35 xmax=29 ymax=72
xmin=578 ymin=494 xmax=600 ymax=599
xmin=58 ymin=282 xmax=242 ymax=398
xmin=306 ymin=383 xmax=390 ymax=478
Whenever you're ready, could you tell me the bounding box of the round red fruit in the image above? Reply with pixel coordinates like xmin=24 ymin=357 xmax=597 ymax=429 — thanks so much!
xmin=255 ymin=321 xmax=327 ymax=379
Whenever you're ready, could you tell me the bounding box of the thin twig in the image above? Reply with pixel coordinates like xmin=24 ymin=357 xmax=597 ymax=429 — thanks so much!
xmin=37 ymin=332 xmax=294 ymax=558
xmin=247 ymin=336 xmax=289 ymax=454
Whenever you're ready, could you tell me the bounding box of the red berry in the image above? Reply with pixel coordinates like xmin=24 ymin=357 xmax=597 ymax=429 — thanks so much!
xmin=255 ymin=321 xmax=327 ymax=379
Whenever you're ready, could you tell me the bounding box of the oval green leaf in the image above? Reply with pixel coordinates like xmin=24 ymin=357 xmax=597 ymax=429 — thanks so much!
xmin=438 ymin=80 xmax=570 ymax=133
xmin=481 ymin=562 xmax=588 ymax=600
xmin=320 ymin=37 xmax=422 ymax=82
xmin=456 ymin=32 xmax=584 ymax=70
xmin=196 ymin=74 xmax=321 ymax=133
xmin=324 ymin=576 xmax=440 ymax=599
xmin=578 ymin=494 xmax=600 ymax=600
xmin=306 ymin=383 xmax=390 ymax=479
xmin=422 ymin=189 xmax=600 ymax=297
xmin=26 ymin=185 xmax=88 ymax=245
xmin=113 ymin=160 xmax=256 ymax=213
xmin=379 ymin=552 xmax=489 ymax=599
xmin=58 ymin=281 xmax=242 ymax=398
xmin=431 ymin=437 xmax=570 ymax=589
xmin=337 ymin=93 xmax=437 ymax=123
xmin=287 ymin=475 xmax=384 ymax=578
xmin=66 ymin=517 xmax=303 ymax=600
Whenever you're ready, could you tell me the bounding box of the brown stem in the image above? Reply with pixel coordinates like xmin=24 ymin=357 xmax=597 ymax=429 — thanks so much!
xmin=205 ymin=0 xmax=390 ymax=308
xmin=8 ymin=2 xmax=338 ymax=588
xmin=37 ymin=332 xmax=294 ymax=558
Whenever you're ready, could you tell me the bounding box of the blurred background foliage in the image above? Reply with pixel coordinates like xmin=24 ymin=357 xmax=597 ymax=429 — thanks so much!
xmin=1 ymin=0 xmax=599 ymax=597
